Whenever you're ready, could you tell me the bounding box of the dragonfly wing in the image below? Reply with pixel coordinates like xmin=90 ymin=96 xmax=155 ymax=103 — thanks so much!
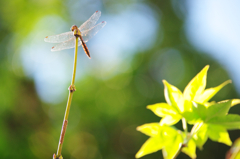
xmin=81 ymin=21 xmax=107 ymax=42
xmin=79 ymin=11 xmax=101 ymax=32
xmin=44 ymin=31 xmax=74 ymax=43
xmin=51 ymin=37 xmax=82 ymax=51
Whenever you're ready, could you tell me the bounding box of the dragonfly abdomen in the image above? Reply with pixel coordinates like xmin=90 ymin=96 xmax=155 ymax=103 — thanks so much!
xmin=79 ymin=35 xmax=91 ymax=59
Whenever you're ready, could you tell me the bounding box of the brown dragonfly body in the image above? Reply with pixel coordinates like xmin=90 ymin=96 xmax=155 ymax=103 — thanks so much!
xmin=71 ymin=25 xmax=91 ymax=58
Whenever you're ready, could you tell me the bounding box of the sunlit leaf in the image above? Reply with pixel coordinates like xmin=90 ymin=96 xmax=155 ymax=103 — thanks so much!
xmin=183 ymin=110 xmax=201 ymax=124
xmin=205 ymin=99 xmax=240 ymax=108
xmin=192 ymin=123 xmax=208 ymax=149
xmin=135 ymin=136 xmax=164 ymax=158
xmin=182 ymin=101 xmax=201 ymax=124
xmin=136 ymin=125 xmax=181 ymax=158
xmin=182 ymin=139 xmax=197 ymax=159
xmin=183 ymin=65 xmax=209 ymax=101
xmin=161 ymin=125 xmax=179 ymax=138
xmin=162 ymin=132 xmax=183 ymax=159
xmin=147 ymin=103 xmax=179 ymax=117
xmin=136 ymin=123 xmax=161 ymax=137
xmin=208 ymin=124 xmax=232 ymax=146
xmin=231 ymin=99 xmax=240 ymax=107
xmin=195 ymin=80 xmax=231 ymax=103
xmin=183 ymin=99 xmax=193 ymax=112
xmin=192 ymin=101 xmax=232 ymax=122
xmin=205 ymin=100 xmax=232 ymax=120
xmin=204 ymin=101 xmax=216 ymax=107
xmin=163 ymin=80 xmax=184 ymax=112
xmin=192 ymin=102 xmax=207 ymax=121
xmin=206 ymin=114 xmax=240 ymax=130
xmin=160 ymin=115 xmax=181 ymax=126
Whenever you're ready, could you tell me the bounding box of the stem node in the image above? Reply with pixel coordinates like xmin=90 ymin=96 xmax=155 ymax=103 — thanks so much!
xmin=68 ymin=85 xmax=76 ymax=92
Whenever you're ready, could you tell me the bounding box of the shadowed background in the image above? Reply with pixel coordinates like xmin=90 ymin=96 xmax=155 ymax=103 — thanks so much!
xmin=0 ymin=0 xmax=239 ymax=158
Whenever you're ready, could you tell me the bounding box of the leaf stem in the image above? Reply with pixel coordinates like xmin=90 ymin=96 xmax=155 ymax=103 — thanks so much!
xmin=190 ymin=122 xmax=203 ymax=136
xmin=55 ymin=36 xmax=78 ymax=158
xmin=182 ymin=118 xmax=188 ymax=135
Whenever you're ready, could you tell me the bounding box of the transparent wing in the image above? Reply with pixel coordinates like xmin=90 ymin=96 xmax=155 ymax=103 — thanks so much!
xmin=81 ymin=21 xmax=107 ymax=42
xmin=51 ymin=37 xmax=82 ymax=51
xmin=79 ymin=11 xmax=101 ymax=32
xmin=44 ymin=31 xmax=74 ymax=43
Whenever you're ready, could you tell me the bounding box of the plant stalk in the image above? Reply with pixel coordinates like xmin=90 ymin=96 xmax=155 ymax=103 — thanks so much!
xmin=55 ymin=36 xmax=79 ymax=158
xmin=182 ymin=118 xmax=188 ymax=135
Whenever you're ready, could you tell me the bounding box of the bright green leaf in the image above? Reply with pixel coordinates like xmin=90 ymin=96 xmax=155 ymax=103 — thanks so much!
xmin=204 ymin=101 xmax=216 ymax=107
xmin=161 ymin=125 xmax=179 ymax=138
xmin=206 ymin=114 xmax=240 ymax=130
xmin=182 ymin=139 xmax=197 ymax=159
xmin=208 ymin=124 xmax=232 ymax=146
xmin=162 ymin=132 xmax=183 ymax=159
xmin=147 ymin=103 xmax=179 ymax=117
xmin=183 ymin=65 xmax=209 ymax=101
xmin=136 ymin=136 xmax=164 ymax=158
xmin=137 ymin=123 xmax=161 ymax=137
xmin=160 ymin=115 xmax=181 ymax=126
xmin=163 ymin=80 xmax=183 ymax=112
xmin=183 ymin=99 xmax=193 ymax=113
xmin=231 ymin=99 xmax=240 ymax=107
xmin=136 ymin=125 xmax=181 ymax=158
xmin=215 ymin=99 xmax=240 ymax=108
xmin=182 ymin=102 xmax=201 ymax=124
xmin=192 ymin=123 xmax=208 ymax=149
xmin=205 ymin=100 xmax=232 ymax=120
xmin=192 ymin=102 xmax=207 ymax=121
xmin=191 ymin=101 xmax=232 ymax=122
xmin=195 ymin=80 xmax=231 ymax=103
xmin=183 ymin=110 xmax=201 ymax=124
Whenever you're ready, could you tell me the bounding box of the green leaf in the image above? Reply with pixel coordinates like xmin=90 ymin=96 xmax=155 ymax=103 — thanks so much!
xmin=162 ymin=132 xmax=183 ymax=159
xmin=163 ymin=80 xmax=183 ymax=112
xmin=192 ymin=102 xmax=207 ymax=121
xmin=161 ymin=125 xmax=180 ymax=138
xmin=215 ymin=99 xmax=240 ymax=108
xmin=136 ymin=136 xmax=165 ymax=158
xmin=183 ymin=65 xmax=209 ymax=101
xmin=182 ymin=139 xmax=197 ymax=159
xmin=205 ymin=100 xmax=232 ymax=120
xmin=195 ymin=80 xmax=231 ymax=103
xmin=137 ymin=123 xmax=161 ymax=137
xmin=192 ymin=123 xmax=208 ymax=149
xmin=231 ymin=99 xmax=240 ymax=107
xmin=160 ymin=115 xmax=181 ymax=126
xmin=183 ymin=110 xmax=201 ymax=124
xmin=136 ymin=125 xmax=182 ymax=158
xmin=204 ymin=101 xmax=216 ymax=107
xmin=147 ymin=103 xmax=179 ymax=117
xmin=208 ymin=124 xmax=232 ymax=146
xmin=191 ymin=101 xmax=232 ymax=122
xmin=182 ymin=102 xmax=201 ymax=124
xmin=206 ymin=114 xmax=240 ymax=130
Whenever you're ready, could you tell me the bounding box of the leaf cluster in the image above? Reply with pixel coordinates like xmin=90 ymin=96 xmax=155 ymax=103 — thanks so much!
xmin=136 ymin=65 xmax=240 ymax=159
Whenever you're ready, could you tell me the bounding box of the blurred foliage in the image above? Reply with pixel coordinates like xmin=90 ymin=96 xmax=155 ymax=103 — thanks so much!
xmin=0 ymin=0 xmax=239 ymax=159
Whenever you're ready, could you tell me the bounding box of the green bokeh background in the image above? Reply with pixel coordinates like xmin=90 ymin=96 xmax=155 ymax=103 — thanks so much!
xmin=0 ymin=0 xmax=239 ymax=159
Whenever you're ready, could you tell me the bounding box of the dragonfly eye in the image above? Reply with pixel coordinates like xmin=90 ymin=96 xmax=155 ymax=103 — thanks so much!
xmin=71 ymin=25 xmax=78 ymax=31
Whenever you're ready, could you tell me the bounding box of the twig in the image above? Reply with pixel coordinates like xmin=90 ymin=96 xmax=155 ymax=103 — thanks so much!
xmin=53 ymin=33 xmax=79 ymax=159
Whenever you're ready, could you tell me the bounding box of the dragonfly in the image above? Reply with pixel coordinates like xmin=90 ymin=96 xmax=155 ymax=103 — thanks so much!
xmin=44 ymin=11 xmax=106 ymax=59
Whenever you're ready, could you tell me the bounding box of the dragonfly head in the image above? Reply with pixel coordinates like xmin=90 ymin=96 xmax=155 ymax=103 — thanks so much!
xmin=71 ymin=25 xmax=81 ymax=37
xmin=71 ymin=25 xmax=78 ymax=31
